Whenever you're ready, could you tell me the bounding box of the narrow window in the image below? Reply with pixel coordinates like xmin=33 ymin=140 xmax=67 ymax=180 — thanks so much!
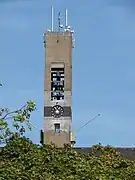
xmin=54 ymin=123 xmax=60 ymax=133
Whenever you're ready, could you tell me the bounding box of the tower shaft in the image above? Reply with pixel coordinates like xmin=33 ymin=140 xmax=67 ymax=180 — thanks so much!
xmin=44 ymin=31 xmax=73 ymax=147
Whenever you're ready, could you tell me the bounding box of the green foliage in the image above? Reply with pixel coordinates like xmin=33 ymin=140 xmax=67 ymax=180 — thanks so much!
xmin=0 ymin=101 xmax=36 ymax=144
xmin=1 ymin=138 xmax=135 ymax=180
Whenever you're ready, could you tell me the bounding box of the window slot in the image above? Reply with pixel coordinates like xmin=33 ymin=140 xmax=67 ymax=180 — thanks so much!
xmin=54 ymin=123 xmax=60 ymax=133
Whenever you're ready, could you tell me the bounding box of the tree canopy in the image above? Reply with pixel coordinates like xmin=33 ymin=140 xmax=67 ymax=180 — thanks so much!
xmin=0 ymin=137 xmax=135 ymax=180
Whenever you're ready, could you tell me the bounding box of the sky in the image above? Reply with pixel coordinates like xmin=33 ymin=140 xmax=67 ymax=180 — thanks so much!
xmin=0 ymin=0 xmax=135 ymax=147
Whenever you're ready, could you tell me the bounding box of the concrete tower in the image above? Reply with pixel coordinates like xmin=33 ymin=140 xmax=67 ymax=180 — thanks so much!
xmin=42 ymin=8 xmax=75 ymax=147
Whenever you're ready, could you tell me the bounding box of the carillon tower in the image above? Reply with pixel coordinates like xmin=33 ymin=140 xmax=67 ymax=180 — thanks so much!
xmin=42 ymin=7 xmax=75 ymax=147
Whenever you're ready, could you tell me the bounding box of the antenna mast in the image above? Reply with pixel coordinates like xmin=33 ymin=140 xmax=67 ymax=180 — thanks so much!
xmin=77 ymin=114 xmax=100 ymax=133
xmin=51 ymin=5 xmax=54 ymax=31
xmin=58 ymin=12 xmax=61 ymax=32
xmin=65 ymin=9 xmax=68 ymax=28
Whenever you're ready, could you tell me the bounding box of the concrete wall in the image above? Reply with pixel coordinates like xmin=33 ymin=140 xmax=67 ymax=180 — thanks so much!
xmin=44 ymin=31 xmax=73 ymax=147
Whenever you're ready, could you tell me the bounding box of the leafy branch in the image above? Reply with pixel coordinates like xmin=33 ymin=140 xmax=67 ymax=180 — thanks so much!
xmin=0 ymin=101 xmax=36 ymax=144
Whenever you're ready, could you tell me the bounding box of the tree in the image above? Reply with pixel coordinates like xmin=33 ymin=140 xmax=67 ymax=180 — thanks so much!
xmin=0 ymin=98 xmax=36 ymax=144
xmin=1 ymin=137 xmax=135 ymax=180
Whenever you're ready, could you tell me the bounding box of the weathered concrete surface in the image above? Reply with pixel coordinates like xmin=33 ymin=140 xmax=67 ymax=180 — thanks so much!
xmin=44 ymin=31 xmax=73 ymax=147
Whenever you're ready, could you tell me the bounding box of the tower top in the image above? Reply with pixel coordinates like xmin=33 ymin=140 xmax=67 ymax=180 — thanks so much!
xmin=44 ymin=6 xmax=75 ymax=48
xmin=48 ymin=5 xmax=74 ymax=33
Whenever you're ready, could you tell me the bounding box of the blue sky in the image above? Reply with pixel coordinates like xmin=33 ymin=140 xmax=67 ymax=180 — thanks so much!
xmin=0 ymin=0 xmax=135 ymax=147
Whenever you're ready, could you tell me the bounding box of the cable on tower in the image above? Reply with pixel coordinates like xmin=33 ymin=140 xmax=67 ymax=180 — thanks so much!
xmin=76 ymin=114 xmax=100 ymax=133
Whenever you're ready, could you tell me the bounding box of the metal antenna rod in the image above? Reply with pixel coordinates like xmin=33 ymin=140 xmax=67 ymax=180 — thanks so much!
xmin=65 ymin=8 xmax=68 ymax=28
xmin=77 ymin=114 xmax=100 ymax=133
xmin=58 ymin=12 xmax=60 ymax=30
xmin=51 ymin=0 xmax=54 ymax=31
xmin=51 ymin=5 xmax=54 ymax=31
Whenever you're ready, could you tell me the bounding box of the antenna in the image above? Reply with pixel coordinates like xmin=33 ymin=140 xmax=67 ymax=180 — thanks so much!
xmin=77 ymin=114 xmax=100 ymax=133
xmin=70 ymin=114 xmax=100 ymax=147
xmin=58 ymin=12 xmax=61 ymax=31
xmin=65 ymin=8 xmax=68 ymax=28
xmin=51 ymin=5 xmax=54 ymax=31
xmin=58 ymin=12 xmax=63 ymax=32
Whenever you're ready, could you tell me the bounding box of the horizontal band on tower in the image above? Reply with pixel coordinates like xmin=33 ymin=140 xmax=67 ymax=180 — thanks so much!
xmin=44 ymin=106 xmax=72 ymax=117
